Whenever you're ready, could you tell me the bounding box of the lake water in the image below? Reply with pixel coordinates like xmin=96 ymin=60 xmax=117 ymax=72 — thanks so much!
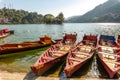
xmin=0 ymin=23 xmax=120 ymax=79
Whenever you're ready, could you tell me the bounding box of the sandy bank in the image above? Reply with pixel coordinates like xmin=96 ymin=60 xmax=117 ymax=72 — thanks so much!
xmin=0 ymin=70 xmax=26 ymax=80
xmin=0 ymin=70 xmax=102 ymax=80
xmin=0 ymin=70 xmax=59 ymax=80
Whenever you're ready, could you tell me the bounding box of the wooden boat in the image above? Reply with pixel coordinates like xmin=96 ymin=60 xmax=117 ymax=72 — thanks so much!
xmin=0 ymin=28 xmax=14 ymax=39
xmin=117 ymin=35 xmax=120 ymax=45
xmin=64 ymin=34 xmax=97 ymax=77
xmin=0 ymin=35 xmax=60 ymax=55
xmin=31 ymin=33 xmax=77 ymax=75
xmin=97 ymin=35 xmax=120 ymax=78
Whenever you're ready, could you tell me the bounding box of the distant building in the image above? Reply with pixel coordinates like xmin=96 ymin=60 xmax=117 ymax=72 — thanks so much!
xmin=0 ymin=18 xmax=8 ymax=24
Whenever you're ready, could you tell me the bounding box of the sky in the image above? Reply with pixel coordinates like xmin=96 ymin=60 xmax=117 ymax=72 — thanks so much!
xmin=0 ymin=0 xmax=108 ymax=18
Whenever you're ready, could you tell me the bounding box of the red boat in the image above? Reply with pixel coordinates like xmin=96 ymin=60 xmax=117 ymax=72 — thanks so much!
xmin=97 ymin=35 xmax=120 ymax=78
xmin=64 ymin=34 xmax=97 ymax=77
xmin=0 ymin=35 xmax=60 ymax=55
xmin=31 ymin=33 xmax=77 ymax=75
xmin=117 ymin=35 xmax=120 ymax=45
xmin=0 ymin=28 xmax=14 ymax=39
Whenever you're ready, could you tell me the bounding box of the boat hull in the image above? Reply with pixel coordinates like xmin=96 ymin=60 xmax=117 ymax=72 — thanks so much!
xmin=98 ymin=53 xmax=117 ymax=78
xmin=31 ymin=54 xmax=67 ymax=75
xmin=0 ymin=33 xmax=10 ymax=39
xmin=0 ymin=43 xmax=51 ymax=55
xmin=0 ymin=30 xmax=14 ymax=39
xmin=97 ymin=35 xmax=120 ymax=78
xmin=64 ymin=34 xmax=97 ymax=77
xmin=0 ymin=39 xmax=61 ymax=55
xmin=64 ymin=52 xmax=94 ymax=77
xmin=64 ymin=58 xmax=87 ymax=77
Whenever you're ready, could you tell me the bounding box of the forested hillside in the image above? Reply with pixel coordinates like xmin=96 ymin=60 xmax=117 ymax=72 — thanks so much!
xmin=0 ymin=8 xmax=64 ymax=24
xmin=66 ymin=0 xmax=120 ymax=23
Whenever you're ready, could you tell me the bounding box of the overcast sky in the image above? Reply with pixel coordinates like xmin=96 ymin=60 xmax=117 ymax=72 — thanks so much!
xmin=0 ymin=0 xmax=108 ymax=18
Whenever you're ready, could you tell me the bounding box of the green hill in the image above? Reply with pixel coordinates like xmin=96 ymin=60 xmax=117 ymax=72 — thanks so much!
xmin=66 ymin=0 xmax=120 ymax=23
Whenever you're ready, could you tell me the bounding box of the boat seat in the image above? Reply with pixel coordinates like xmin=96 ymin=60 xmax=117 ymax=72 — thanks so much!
xmin=17 ymin=45 xmax=23 ymax=48
xmin=52 ymin=53 xmax=63 ymax=57
xmin=50 ymin=51 xmax=65 ymax=54
xmin=68 ymin=60 xmax=79 ymax=66
xmin=114 ymin=62 xmax=120 ymax=65
xmin=40 ymin=57 xmax=54 ymax=62
xmin=99 ymin=52 xmax=114 ymax=56
xmin=72 ymin=52 xmax=89 ymax=56
xmin=75 ymin=54 xmax=87 ymax=59
xmin=69 ymin=57 xmax=81 ymax=62
xmin=45 ymin=56 xmax=54 ymax=60
xmin=2 ymin=47 xmax=17 ymax=49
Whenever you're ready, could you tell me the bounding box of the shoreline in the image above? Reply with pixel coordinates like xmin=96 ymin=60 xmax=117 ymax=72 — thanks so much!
xmin=0 ymin=70 xmax=26 ymax=80
xmin=0 ymin=70 xmax=104 ymax=80
xmin=0 ymin=70 xmax=60 ymax=80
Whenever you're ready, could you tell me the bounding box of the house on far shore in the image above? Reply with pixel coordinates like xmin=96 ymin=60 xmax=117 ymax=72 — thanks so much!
xmin=0 ymin=17 xmax=8 ymax=24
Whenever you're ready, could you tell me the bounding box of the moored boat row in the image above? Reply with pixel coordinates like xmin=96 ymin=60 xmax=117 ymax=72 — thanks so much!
xmin=31 ymin=34 xmax=120 ymax=78
xmin=1 ymin=30 xmax=120 ymax=78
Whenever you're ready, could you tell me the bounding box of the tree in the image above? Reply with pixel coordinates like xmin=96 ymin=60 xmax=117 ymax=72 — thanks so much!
xmin=55 ymin=12 xmax=64 ymax=24
xmin=44 ymin=14 xmax=55 ymax=24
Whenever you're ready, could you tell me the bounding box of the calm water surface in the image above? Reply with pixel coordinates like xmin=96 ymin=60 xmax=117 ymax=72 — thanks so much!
xmin=0 ymin=23 xmax=120 ymax=79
